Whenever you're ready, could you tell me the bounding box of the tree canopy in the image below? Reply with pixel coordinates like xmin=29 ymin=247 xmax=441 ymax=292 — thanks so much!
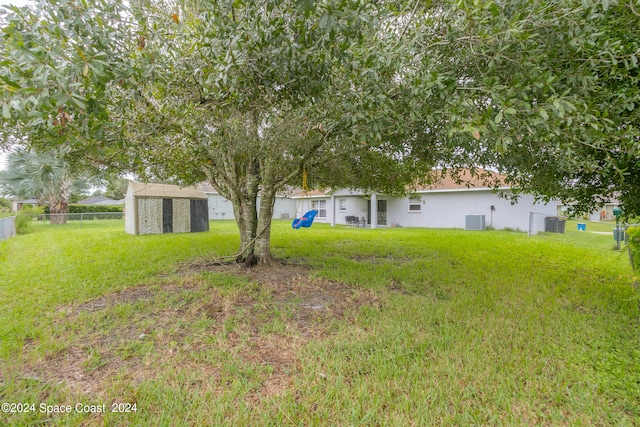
xmin=426 ymin=0 xmax=640 ymax=216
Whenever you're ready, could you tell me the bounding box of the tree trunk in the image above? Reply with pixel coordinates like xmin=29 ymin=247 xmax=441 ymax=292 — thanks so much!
xmin=230 ymin=188 xmax=277 ymax=266
xmin=232 ymin=192 xmax=259 ymax=264
xmin=49 ymin=199 xmax=68 ymax=224
xmin=254 ymin=189 xmax=276 ymax=265
xmin=233 ymin=198 xmax=257 ymax=261
xmin=49 ymin=178 xmax=72 ymax=224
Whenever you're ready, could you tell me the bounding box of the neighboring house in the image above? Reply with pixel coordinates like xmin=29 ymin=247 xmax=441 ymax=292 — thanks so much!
xmin=199 ymin=183 xmax=297 ymax=221
xmin=11 ymin=199 xmax=39 ymax=212
xmin=292 ymin=170 xmax=558 ymax=233
xmin=558 ymin=200 xmax=620 ymax=221
xmin=125 ymin=182 xmax=209 ymax=235
xmin=77 ymin=196 xmax=124 ymax=205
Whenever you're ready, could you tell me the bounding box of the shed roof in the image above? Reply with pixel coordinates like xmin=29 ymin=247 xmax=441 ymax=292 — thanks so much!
xmin=129 ymin=182 xmax=207 ymax=199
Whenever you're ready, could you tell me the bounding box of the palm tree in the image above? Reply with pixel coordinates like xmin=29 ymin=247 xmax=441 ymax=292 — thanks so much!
xmin=0 ymin=148 xmax=89 ymax=224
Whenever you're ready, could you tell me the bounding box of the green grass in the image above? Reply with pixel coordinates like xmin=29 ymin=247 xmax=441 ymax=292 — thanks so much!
xmin=1 ymin=220 xmax=638 ymax=426
xmin=565 ymin=218 xmax=619 ymax=233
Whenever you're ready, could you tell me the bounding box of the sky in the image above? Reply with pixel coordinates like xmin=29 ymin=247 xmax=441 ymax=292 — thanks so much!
xmin=0 ymin=0 xmax=32 ymax=171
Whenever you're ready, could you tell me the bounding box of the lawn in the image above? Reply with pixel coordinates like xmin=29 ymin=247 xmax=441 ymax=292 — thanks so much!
xmin=0 ymin=219 xmax=638 ymax=426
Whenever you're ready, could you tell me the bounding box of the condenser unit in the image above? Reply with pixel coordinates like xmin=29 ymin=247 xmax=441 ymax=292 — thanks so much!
xmin=465 ymin=215 xmax=486 ymax=231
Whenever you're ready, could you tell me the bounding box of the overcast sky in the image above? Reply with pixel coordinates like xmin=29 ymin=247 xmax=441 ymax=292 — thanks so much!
xmin=0 ymin=0 xmax=32 ymax=170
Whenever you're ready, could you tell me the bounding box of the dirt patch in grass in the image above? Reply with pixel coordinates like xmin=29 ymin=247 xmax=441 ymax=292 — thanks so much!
xmin=19 ymin=261 xmax=380 ymax=403
xmin=194 ymin=261 xmax=380 ymax=335
xmin=63 ymin=287 xmax=156 ymax=315
xmin=57 ymin=277 xmax=205 ymax=318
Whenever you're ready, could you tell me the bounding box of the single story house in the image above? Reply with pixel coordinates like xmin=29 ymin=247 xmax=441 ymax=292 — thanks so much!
xmin=125 ymin=182 xmax=209 ymax=235
xmin=11 ymin=199 xmax=39 ymax=212
xmin=199 ymin=183 xmax=297 ymax=221
xmin=558 ymin=200 xmax=620 ymax=221
xmin=292 ymin=170 xmax=557 ymax=234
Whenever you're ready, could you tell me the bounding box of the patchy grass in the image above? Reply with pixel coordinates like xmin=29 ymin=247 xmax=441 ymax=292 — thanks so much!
xmin=0 ymin=220 xmax=638 ymax=426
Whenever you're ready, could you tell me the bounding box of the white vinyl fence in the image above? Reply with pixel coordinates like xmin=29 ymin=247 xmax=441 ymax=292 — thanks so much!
xmin=0 ymin=216 xmax=16 ymax=241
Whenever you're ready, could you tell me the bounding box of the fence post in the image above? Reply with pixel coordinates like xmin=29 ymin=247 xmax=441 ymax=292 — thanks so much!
xmin=80 ymin=212 xmax=83 ymax=227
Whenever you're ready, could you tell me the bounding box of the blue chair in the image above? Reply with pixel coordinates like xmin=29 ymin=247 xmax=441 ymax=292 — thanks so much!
xmin=292 ymin=210 xmax=318 ymax=229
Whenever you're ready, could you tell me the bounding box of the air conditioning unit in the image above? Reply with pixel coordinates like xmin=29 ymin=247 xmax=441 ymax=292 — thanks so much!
xmin=544 ymin=216 xmax=566 ymax=233
xmin=465 ymin=215 xmax=486 ymax=230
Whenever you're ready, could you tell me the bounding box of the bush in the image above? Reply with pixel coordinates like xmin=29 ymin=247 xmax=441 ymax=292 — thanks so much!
xmin=15 ymin=206 xmax=44 ymax=235
xmin=627 ymin=227 xmax=640 ymax=271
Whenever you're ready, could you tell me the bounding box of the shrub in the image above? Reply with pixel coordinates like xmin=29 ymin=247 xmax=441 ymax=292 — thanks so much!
xmin=15 ymin=206 xmax=44 ymax=235
xmin=627 ymin=227 xmax=640 ymax=271
xmin=0 ymin=198 xmax=10 ymax=210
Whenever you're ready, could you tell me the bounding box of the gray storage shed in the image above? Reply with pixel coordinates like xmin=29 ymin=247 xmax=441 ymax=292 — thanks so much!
xmin=125 ymin=182 xmax=209 ymax=235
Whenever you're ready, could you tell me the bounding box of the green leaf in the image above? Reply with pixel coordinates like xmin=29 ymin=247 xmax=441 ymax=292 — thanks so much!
xmin=296 ymin=0 xmax=314 ymax=16
xmin=538 ymin=108 xmax=549 ymax=121
xmin=2 ymin=103 xmax=11 ymax=119
xmin=0 ymin=75 xmax=21 ymax=90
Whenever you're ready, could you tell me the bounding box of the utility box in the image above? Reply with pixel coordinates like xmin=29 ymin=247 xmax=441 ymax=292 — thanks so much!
xmin=613 ymin=227 xmax=628 ymax=244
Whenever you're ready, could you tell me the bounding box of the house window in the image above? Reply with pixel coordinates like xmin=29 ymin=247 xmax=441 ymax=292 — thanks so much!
xmin=408 ymin=196 xmax=422 ymax=213
xmin=339 ymin=199 xmax=347 ymax=213
xmin=312 ymin=200 xmax=327 ymax=218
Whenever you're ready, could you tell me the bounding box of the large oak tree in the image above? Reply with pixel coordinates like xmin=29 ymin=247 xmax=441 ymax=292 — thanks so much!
xmin=1 ymin=0 xmax=638 ymax=262
xmin=2 ymin=0 xmax=434 ymax=263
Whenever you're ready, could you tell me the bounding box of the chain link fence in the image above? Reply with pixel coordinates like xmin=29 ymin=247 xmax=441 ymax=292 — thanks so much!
xmin=32 ymin=212 xmax=124 ymax=225
xmin=28 ymin=212 xmax=124 ymax=225
xmin=0 ymin=216 xmax=17 ymax=241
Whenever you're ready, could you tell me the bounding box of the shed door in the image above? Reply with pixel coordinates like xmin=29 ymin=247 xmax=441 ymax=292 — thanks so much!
xmin=162 ymin=198 xmax=173 ymax=233
xmin=190 ymin=199 xmax=209 ymax=232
